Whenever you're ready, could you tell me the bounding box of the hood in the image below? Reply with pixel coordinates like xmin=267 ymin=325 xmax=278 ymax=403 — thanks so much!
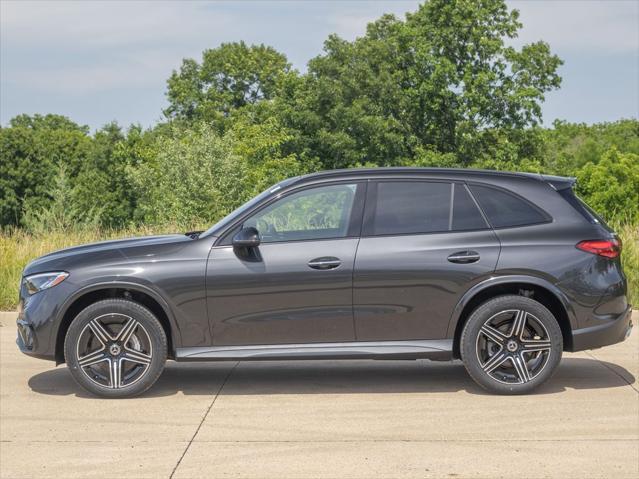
xmin=23 ymin=234 xmax=192 ymax=276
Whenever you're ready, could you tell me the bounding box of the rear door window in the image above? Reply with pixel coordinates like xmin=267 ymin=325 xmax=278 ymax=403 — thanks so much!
xmin=468 ymin=184 xmax=549 ymax=228
xmin=369 ymin=181 xmax=451 ymax=235
xmin=364 ymin=181 xmax=488 ymax=236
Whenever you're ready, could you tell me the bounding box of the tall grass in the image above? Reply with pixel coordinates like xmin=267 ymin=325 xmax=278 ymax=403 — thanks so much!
xmin=1 ymin=224 xmax=637 ymax=311
xmin=617 ymin=223 xmax=639 ymax=306
xmin=0 ymin=225 xmax=188 ymax=310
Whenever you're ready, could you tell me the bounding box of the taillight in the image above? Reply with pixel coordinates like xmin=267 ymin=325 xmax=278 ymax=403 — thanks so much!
xmin=576 ymin=239 xmax=621 ymax=258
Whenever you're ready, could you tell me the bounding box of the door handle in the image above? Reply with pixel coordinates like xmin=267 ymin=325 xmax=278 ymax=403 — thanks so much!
xmin=308 ymin=257 xmax=342 ymax=270
xmin=447 ymin=251 xmax=480 ymax=264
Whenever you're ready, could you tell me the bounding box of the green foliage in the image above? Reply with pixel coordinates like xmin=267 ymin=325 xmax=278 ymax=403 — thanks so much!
xmin=273 ymin=0 xmax=561 ymax=168
xmin=1 ymin=224 xmax=187 ymax=310
xmin=541 ymin=119 xmax=639 ymax=173
xmin=0 ymin=0 xmax=636 ymax=233
xmin=0 ymin=114 xmax=92 ymax=227
xmin=165 ymin=41 xmax=292 ymax=128
xmin=0 ymin=116 xmax=146 ymax=229
xmin=575 ymin=149 xmax=639 ymax=224
xmin=127 ymin=120 xmax=307 ymax=227
xmin=22 ymin=165 xmax=100 ymax=235
xmin=128 ymin=123 xmax=247 ymax=226
xmin=1 ymin=0 xmax=638 ymax=310
xmin=616 ymin=223 xmax=639 ymax=306
xmin=228 ymin=116 xmax=312 ymax=191
xmin=71 ymin=123 xmax=138 ymax=227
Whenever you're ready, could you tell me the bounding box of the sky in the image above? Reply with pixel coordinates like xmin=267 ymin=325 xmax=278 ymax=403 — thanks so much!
xmin=1 ymin=0 xmax=638 ymax=131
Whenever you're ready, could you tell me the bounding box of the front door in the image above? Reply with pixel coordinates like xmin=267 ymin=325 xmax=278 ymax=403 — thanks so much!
xmin=207 ymin=182 xmax=365 ymax=345
xmin=354 ymin=180 xmax=500 ymax=341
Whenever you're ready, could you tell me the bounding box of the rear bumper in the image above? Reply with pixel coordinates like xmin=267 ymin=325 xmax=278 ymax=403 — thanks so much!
xmin=570 ymin=306 xmax=633 ymax=352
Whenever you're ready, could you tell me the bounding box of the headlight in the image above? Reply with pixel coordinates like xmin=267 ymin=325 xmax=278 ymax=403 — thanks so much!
xmin=23 ymin=272 xmax=69 ymax=295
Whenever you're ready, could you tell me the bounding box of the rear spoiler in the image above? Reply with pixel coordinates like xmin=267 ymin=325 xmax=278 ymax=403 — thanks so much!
xmin=539 ymin=174 xmax=576 ymax=191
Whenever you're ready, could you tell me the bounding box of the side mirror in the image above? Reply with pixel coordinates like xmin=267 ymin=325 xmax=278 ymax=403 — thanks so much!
xmin=232 ymin=226 xmax=261 ymax=248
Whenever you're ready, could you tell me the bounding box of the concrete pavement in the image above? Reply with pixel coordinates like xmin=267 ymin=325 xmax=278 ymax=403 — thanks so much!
xmin=1 ymin=311 xmax=637 ymax=478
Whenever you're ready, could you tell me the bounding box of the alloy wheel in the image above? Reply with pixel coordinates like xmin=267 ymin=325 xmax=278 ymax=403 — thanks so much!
xmin=475 ymin=309 xmax=552 ymax=385
xmin=76 ymin=313 xmax=153 ymax=389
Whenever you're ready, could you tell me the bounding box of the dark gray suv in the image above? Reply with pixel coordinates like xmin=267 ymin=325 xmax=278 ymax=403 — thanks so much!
xmin=17 ymin=168 xmax=632 ymax=397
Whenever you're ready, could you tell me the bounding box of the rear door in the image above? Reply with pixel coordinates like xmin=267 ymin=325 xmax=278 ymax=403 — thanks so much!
xmin=353 ymin=180 xmax=500 ymax=341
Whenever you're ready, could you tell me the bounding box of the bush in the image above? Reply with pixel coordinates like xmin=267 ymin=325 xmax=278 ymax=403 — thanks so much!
xmin=575 ymin=148 xmax=639 ymax=224
xmin=21 ymin=165 xmax=101 ymax=235
xmin=127 ymin=120 xmax=307 ymax=228
xmin=0 ymin=114 xmax=91 ymax=227
xmin=128 ymin=123 xmax=247 ymax=227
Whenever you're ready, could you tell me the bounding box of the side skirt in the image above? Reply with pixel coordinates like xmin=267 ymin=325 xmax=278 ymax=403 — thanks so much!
xmin=175 ymin=339 xmax=454 ymax=362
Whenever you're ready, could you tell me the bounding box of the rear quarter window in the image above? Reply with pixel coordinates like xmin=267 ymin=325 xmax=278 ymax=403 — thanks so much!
xmin=468 ymin=184 xmax=550 ymax=228
xmin=558 ymin=188 xmax=609 ymax=227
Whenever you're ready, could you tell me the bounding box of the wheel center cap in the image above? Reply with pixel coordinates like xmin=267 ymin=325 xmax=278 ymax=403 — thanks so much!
xmin=506 ymin=340 xmax=519 ymax=353
xmin=109 ymin=344 xmax=122 ymax=356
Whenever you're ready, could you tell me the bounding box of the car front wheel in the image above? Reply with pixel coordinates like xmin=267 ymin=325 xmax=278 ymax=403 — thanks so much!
xmin=461 ymin=295 xmax=563 ymax=394
xmin=64 ymin=298 xmax=167 ymax=398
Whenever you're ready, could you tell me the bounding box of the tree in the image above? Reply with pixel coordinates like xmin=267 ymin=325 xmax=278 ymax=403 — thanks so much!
xmin=21 ymin=164 xmax=94 ymax=234
xmin=541 ymin=119 xmax=639 ymax=174
xmin=0 ymin=114 xmax=91 ymax=227
xmin=164 ymin=42 xmax=292 ymax=128
xmin=128 ymin=123 xmax=241 ymax=226
xmin=276 ymin=0 xmax=562 ymax=168
xmin=71 ymin=123 xmax=139 ymax=227
xmin=228 ymin=115 xmax=312 ymax=193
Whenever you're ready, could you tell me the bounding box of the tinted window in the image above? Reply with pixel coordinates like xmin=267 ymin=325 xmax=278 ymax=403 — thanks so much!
xmin=469 ymin=184 xmax=548 ymax=228
xmin=244 ymin=184 xmax=357 ymax=243
xmin=202 ymin=178 xmax=297 ymax=237
xmin=452 ymin=184 xmax=488 ymax=231
xmin=558 ymin=188 xmax=609 ymax=226
xmin=371 ymin=182 xmax=451 ymax=235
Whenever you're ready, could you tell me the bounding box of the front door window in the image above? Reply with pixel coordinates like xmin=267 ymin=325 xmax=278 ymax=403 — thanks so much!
xmin=244 ymin=184 xmax=358 ymax=243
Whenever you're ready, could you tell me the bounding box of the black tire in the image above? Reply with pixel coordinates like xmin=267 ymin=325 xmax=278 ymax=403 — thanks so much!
xmin=64 ymin=299 xmax=167 ymax=398
xmin=460 ymin=295 xmax=563 ymax=395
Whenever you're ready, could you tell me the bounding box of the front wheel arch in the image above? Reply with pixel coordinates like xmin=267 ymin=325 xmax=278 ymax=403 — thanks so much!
xmin=54 ymin=285 xmax=177 ymax=364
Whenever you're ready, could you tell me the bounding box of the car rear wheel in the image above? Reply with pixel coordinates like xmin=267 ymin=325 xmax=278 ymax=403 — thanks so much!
xmin=461 ymin=295 xmax=563 ymax=394
xmin=64 ymin=299 xmax=167 ymax=398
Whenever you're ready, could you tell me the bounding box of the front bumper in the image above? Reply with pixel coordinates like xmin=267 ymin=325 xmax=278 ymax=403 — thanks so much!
xmin=16 ymin=323 xmax=57 ymax=361
xmin=16 ymin=319 xmax=35 ymax=351
xmin=571 ymin=306 xmax=633 ymax=351
xmin=15 ymin=282 xmax=69 ymax=362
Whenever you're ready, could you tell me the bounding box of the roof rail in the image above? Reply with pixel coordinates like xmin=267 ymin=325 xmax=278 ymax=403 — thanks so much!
xmin=293 ymin=167 xmax=575 ymax=187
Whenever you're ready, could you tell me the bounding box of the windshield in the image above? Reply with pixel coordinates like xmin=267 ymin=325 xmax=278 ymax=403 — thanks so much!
xmin=200 ymin=178 xmax=298 ymax=238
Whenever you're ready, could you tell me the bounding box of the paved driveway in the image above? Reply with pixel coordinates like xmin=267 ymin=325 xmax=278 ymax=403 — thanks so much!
xmin=1 ymin=312 xmax=637 ymax=479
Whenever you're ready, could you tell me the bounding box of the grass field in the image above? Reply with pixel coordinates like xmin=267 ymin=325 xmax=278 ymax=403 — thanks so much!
xmin=0 ymin=225 xmax=180 ymax=310
xmin=1 ymin=223 xmax=637 ymax=310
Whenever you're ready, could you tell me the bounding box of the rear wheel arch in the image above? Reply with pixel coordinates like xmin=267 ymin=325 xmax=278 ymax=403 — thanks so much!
xmin=449 ymin=278 xmax=574 ymax=359
xmin=54 ymin=284 xmax=178 ymax=364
